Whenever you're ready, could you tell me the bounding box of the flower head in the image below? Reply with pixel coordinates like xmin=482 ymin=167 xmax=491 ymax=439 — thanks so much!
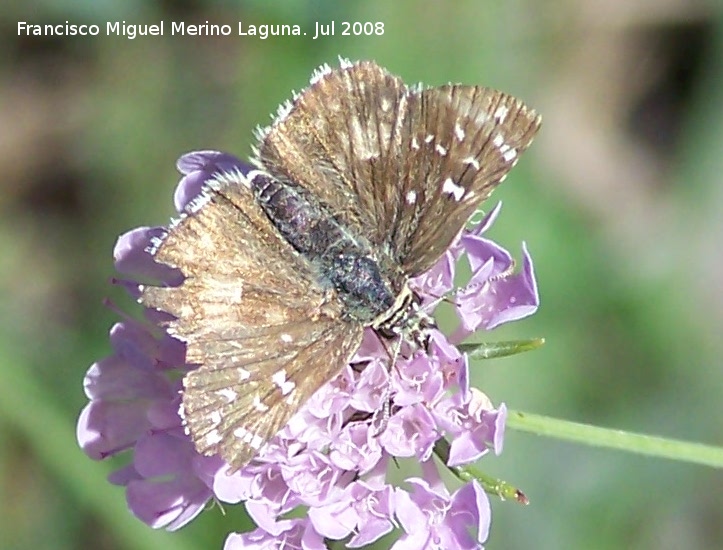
xmin=78 ymin=150 xmax=539 ymax=545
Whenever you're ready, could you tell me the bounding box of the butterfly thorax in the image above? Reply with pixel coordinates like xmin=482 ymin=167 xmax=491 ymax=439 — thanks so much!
xmin=249 ymin=170 xmax=402 ymax=324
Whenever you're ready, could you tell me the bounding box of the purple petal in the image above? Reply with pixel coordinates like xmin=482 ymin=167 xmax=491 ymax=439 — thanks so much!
xmin=395 ymin=478 xmax=489 ymax=550
xmin=77 ymin=400 xmax=149 ymax=459
xmin=349 ymin=360 xmax=388 ymax=412
xmin=133 ymin=432 xmax=194 ymax=479
xmin=329 ymin=423 xmax=382 ymax=474
xmin=82 ymin=354 xmax=170 ymax=402
xmin=126 ymin=475 xmax=210 ymax=530
xmin=280 ymin=451 xmax=343 ymax=507
xmin=113 ymin=227 xmax=183 ymax=285
xmin=108 ymin=320 xmax=185 ymax=373
xmin=224 ymin=520 xmax=326 ymax=550
xmin=192 ymin=453 xmax=225 ymax=487
xmin=393 ymin=483 xmax=438 ymax=549
xmin=245 ymin=500 xmax=291 ymax=535
xmin=391 ymin=353 xmax=444 ymax=407
xmin=461 ymin=235 xmax=513 ymax=280
xmin=346 ymin=481 xmax=395 ymax=547
xmin=392 ymin=497 xmax=429 ymax=549
xmin=352 ymin=330 xmax=388 ymax=362
xmin=410 ymin=248 xmax=457 ymax=308
xmin=434 ymin=389 xmax=507 ymax=466
xmin=174 ymin=151 xmax=251 ymax=212
xmin=107 ymin=463 xmax=142 ymax=486
xmin=308 ymin=495 xmax=357 ymax=539
xmin=456 ymin=242 xmax=539 ymax=333
xmin=212 ymin=466 xmax=255 ymax=504
xmin=379 ymin=405 xmax=438 ymax=460
xmin=147 ymin=397 xmax=185 ymax=432
xmin=466 ymin=201 xmax=502 ymax=237
xmin=448 ymin=481 xmax=492 ymax=546
xmin=303 ymin=365 xmax=355 ymax=418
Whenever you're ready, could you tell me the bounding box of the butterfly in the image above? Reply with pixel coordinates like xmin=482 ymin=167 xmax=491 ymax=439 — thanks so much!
xmin=139 ymin=59 xmax=541 ymax=471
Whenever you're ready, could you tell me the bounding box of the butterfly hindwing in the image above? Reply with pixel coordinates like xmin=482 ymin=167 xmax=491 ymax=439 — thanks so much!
xmin=181 ymin=317 xmax=362 ymax=470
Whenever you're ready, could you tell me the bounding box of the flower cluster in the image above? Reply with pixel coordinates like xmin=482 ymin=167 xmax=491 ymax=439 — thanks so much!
xmin=77 ymin=151 xmax=539 ymax=548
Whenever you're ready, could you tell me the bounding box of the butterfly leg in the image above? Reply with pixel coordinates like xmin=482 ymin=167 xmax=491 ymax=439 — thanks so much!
xmin=370 ymin=334 xmax=404 ymax=436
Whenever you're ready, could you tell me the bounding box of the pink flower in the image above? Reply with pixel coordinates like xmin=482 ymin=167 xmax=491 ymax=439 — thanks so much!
xmin=78 ymin=150 xmax=540 ymax=546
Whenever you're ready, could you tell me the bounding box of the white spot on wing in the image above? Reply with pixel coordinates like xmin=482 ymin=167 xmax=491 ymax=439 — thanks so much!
xmin=435 ymin=144 xmax=447 ymax=156
xmin=411 ymin=137 xmax=420 ymax=150
xmin=233 ymin=426 xmax=265 ymax=449
xmin=272 ymin=369 xmax=295 ymax=395
xmin=494 ymin=105 xmax=509 ymax=123
xmin=253 ymin=394 xmax=270 ymax=412
xmin=442 ymin=177 xmax=465 ymax=201
xmin=464 ymin=156 xmax=481 ymax=170
xmin=147 ymin=232 xmax=168 ymax=255
xmin=209 ymin=410 xmax=222 ymax=426
xmin=425 ymin=134 xmax=434 ymax=144
xmin=216 ymin=388 xmax=238 ymax=402
xmin=503 ymin=148 xmax=517 ymax=162
xmin=204 ymin=429 xmax=222 ymax=447
xmin=454 ymin=123 xmax=465 ymax=141
xmin=492 ymin=134 xmax=518 ymax=162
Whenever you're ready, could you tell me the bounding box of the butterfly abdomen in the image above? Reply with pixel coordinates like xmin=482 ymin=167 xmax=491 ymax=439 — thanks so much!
xmin=249 ymin=170 xmax=397 ymax=324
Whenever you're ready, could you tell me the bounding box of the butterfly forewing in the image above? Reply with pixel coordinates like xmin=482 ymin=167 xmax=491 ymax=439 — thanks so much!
xmin=393 ymin=85 xmax=541 ymax=275
xmin=140 ymin=173 xmax=363 ymax=469
xmin=256 ymin=61 xmax=540 ymax=277
xmin=257 ymin=61 xmax=409 ymax=247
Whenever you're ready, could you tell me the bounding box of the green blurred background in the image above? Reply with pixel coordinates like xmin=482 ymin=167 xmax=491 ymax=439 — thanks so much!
xmin=1 ymin=1 xmax=721 ymax=549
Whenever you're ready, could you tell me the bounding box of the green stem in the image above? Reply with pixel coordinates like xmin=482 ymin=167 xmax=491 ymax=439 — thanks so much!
xmin=458 ymin=337 xmax=545 ymax=360
xmin=433 ymin=438 xmax=528 ymax=504
xmin=507 ymin=410 xmax=723 ymax=468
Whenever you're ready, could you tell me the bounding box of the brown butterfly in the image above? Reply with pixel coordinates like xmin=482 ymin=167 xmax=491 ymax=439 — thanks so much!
xmin=140 ymin=59 xmax=541 ymax=471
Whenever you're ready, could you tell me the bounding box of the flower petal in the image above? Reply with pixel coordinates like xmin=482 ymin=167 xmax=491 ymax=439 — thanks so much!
xmin=174 ymin=151 xmax=251 ymax=212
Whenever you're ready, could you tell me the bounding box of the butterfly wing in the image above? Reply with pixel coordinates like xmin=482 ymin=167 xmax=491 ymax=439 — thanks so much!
xmin=256 ymin=60 xmax=407 ymax=249
xmin=256 ymin=60 xmax=541 ymax=277
xmin=140 ymin=172 xmax=364 ymax=470
xmin=393 ymin=85 xmax=541 ymax=275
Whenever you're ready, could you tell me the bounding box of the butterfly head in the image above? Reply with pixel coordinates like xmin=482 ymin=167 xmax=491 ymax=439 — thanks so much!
xmin=372 ymin=283 xmax=436 ymax=353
